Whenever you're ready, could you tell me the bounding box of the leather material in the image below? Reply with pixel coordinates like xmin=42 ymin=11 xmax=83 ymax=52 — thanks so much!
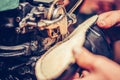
xmin=84 ymin=24 xmax=113 ymax=59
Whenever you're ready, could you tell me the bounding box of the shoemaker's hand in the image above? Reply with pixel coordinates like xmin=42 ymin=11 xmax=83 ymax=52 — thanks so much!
xmin=97 ymin=10 xmax=120 ymax=28
xmin=72 ymin=47 xmax=120 ymax=80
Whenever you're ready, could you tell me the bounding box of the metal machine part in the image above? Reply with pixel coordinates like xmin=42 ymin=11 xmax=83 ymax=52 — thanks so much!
xmin=16 ymin=0 xmax=78 ymax=38
xmin=0 ymin=0 xmax=84 ymax=80
xmin=0 ymin=0 xmax=79 ymax=55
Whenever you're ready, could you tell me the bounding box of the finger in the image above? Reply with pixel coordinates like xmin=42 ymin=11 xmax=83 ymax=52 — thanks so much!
xmin=73 ymin=76 xmax=94 ymax=80
xmin=97 ymin=11 xmax=120 ymax=28
xmin=73 ymin=47 xmax=97 ymax=70
xmin=72 ymin=70 xmax=90 ymax=80
xmin=81 ymin=70 xmax=90 ymax=78
xmin=97 ymin=13 xmax=110 ymax=28
xmin=97 ymin=11 xmax=110 ymax=22
xmin=72 ymin=72 xmax=80 ymax=79
xmin=97 ymin=14 xmax=120 ymax=28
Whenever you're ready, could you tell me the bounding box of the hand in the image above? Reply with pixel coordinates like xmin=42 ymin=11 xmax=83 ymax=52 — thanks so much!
xmin=97 ymin=10 xmax=120 ymax=28
xmin=72 ymin=47 xmax=120 ymax=80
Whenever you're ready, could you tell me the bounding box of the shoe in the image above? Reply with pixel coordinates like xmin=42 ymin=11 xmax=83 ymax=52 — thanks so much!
xmin=35 ymin=15 xmax=99 ymax=80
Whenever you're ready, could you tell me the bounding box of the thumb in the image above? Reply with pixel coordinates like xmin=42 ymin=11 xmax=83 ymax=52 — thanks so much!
xmin=73 ymin=47 xmax=97 ymax=70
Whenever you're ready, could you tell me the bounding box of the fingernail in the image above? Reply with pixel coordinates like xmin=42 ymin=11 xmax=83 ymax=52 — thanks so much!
xmin=98 ymin=20 xmax=105 ymax=26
